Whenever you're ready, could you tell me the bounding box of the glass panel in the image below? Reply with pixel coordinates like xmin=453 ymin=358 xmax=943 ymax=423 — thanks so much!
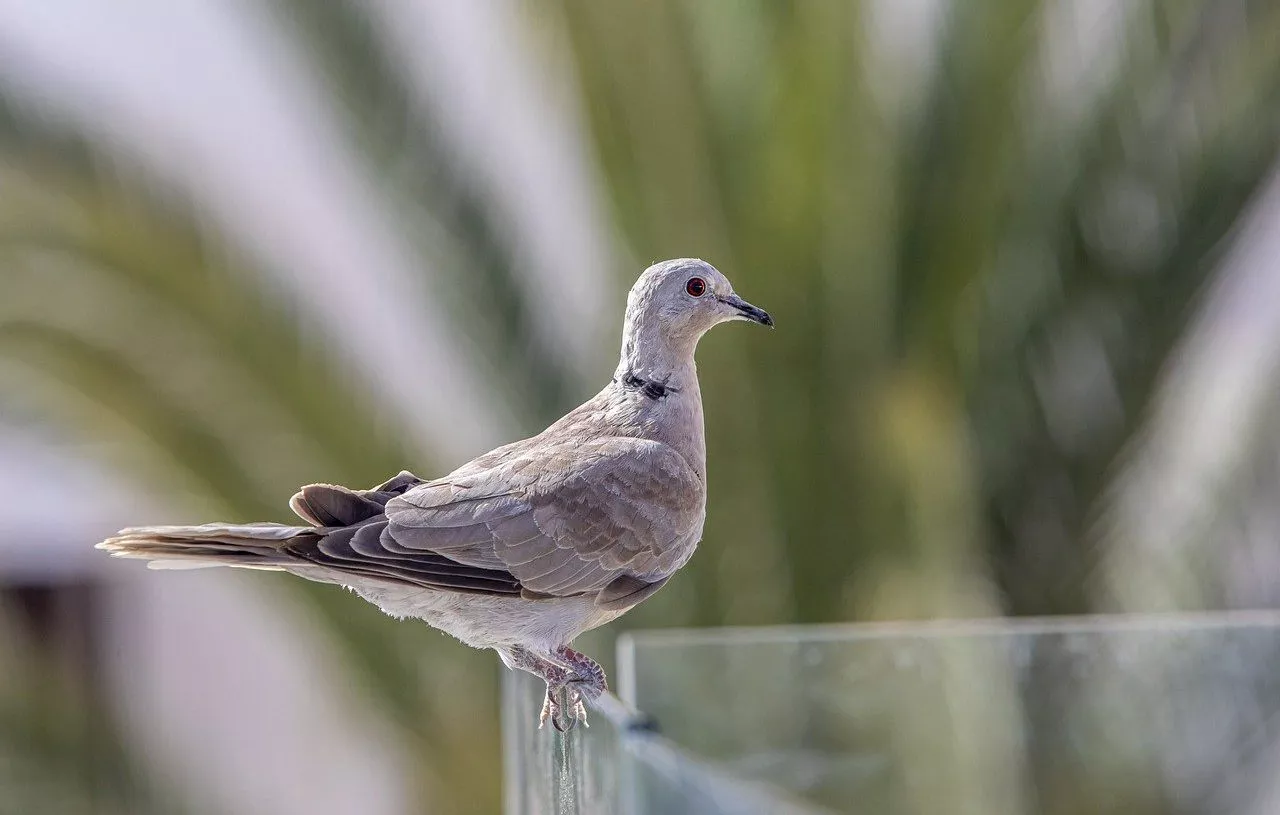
xmin=618 ymin=613 xmax=1280 ymax=815
xmin=502 ymin=669 xmax=830 ymax=814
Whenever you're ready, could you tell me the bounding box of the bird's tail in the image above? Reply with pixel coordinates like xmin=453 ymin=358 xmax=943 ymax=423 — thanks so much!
xmin=97 ymin=523 xmax=312 ymax=571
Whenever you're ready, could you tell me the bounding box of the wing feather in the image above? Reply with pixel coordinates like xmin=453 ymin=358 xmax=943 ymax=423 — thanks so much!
xmin=383 ymin=437 xmax=703 ymax=606
xmin=286 ymin=438 xmax=703 ymax=606
xmin=286 ymin=520 xmax=520 ymax=595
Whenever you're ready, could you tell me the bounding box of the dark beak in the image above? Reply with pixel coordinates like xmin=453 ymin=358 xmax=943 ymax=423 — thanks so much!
xmin=718 ymin=294 xmax=774 ymax=328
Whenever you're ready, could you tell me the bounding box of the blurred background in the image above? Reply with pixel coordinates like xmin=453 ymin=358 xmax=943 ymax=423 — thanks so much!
xmin=2 ymin=0 xmax=1280 ymax=812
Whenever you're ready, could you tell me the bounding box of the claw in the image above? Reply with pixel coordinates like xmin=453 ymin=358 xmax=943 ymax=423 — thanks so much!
xmin=507 ymin=645 xmax=605 ymax=731
xmin=539 ymin=683 xmax=590 ymax=731
xmin=540 ymin=688 xmax=567 ymax=731
xmin=538 ymin=695 xmax=553 ymax=729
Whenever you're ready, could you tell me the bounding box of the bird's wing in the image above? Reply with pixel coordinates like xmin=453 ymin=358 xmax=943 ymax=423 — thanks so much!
xmin=384 ymin=437 xmax=704 ymax=605
xmin=282 ymin=470 xmax=527 ymax=595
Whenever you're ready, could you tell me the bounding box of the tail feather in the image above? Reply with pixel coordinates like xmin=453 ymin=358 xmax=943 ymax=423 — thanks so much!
xmin=288 ymin=472 xmax=422 ymax=527
xmin=98 ymin=523 xmax=312 ymax=570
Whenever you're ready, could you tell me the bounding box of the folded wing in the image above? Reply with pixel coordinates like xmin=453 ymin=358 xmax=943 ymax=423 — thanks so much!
xmin=385 ymin=437 xmax=704 ymax=605
xmin=282 ymin=470 xmax=524 ymax=595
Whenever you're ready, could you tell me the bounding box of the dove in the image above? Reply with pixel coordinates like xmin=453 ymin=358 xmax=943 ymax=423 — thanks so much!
xmin=99 ymin=258 xmax=773 ymax=730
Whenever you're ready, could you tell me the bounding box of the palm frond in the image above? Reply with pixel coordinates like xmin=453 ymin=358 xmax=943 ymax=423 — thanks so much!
xmin=0 ymin=108 xmax=501 ymax=812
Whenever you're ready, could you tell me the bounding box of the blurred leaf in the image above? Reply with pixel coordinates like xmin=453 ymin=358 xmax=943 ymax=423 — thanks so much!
xmin=974 ymin=0 xmax=1280 ymax=613
xmin=0 ymin=112 xmax=500 ymax=812
xmin=272 ymin=0 xmax=578 ymax=425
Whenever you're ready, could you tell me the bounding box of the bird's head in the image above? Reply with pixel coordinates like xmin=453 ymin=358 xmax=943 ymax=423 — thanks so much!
xmin=623 ymin=259 xmax=772 ymax=359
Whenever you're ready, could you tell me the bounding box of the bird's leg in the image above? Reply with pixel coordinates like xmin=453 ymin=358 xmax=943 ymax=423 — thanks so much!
xmin=535 ymin=645 xmax=609 ymax=729
xmin=503 ymin=646 xmax=582 ymax=731
xmin=553 ymin=645 xmax=609 ymax=700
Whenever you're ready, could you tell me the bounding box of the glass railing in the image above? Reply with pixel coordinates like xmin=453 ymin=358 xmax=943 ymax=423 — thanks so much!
xmin=506 ymin=612 xmax=1280 ymax=814
xmin=502 ymin=669 xmax=829 ymax=814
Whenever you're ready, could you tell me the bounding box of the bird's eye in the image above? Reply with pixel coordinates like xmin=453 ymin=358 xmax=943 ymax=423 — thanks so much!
xmin=686 ymin=277 xmax=707 ymax=297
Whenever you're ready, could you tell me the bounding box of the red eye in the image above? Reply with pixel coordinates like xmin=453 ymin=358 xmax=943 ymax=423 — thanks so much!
xmin=686 ymin=277 xmax=707 ymax=297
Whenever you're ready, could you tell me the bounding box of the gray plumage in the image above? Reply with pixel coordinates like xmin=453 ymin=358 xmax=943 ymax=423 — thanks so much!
xmin=98 ymin=258 xmax=772 ymax=729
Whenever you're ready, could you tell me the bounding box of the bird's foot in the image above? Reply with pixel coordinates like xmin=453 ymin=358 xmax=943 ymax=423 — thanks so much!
xmin=529 ymin=663 xmax=580 ymax=731
xmin=539 ymin=681 xmax=590 ymax=732
xmin=507 ymin=644 xmax=607 ymax=731
xmin=537 ymin=647 xmax=608 ymax=732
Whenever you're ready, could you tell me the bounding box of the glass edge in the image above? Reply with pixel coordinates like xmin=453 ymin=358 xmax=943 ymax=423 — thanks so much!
xmin=621 ymin=609 xmax=1280 ymax=649
xmin=588 ymin=691 xmax=835 ymax=815
xmin=616 ymin=631 xmax=637 ymax=706
xmin=501 ymin=670 xmax=833 ymax=814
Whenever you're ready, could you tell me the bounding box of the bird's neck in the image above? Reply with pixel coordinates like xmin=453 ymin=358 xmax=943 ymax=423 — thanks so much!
xmin=613 ymin=332 xmax=706 ymax=480
xmin=613 ymin=359 xmax=697 ymax=394
xmin=615 ymin=323 xmax=698 ymax=392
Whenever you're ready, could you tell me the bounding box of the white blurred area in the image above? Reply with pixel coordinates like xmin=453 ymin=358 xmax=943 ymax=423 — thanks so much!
xmin=0 ymin=1 xmax=614 ymax=813
xmin=1100 ymin=166 xmax=1280 ymax=614
xmin=0 ymin=420 xmax=408 ymax=814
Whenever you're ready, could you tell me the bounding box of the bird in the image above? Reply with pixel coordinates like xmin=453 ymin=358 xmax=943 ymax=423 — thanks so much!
xmin=98 ymin=258 xmax=773 ymax=730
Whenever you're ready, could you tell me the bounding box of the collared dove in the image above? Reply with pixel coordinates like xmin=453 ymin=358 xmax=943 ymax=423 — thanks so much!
xmin=99 ymin=258 xmax=773 ymax=730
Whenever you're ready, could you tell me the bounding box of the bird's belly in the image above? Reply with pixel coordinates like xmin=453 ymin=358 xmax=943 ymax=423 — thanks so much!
xmin=345 ymin=580 xmax=621 ymax=652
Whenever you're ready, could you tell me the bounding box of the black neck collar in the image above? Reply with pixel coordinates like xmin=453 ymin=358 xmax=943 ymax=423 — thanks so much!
xmin=616 ymin=370 xmax=678 ymax=400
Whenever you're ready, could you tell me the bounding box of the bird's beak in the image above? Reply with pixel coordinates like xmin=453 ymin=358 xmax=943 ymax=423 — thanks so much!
xmin=717 ymin=294 xmax=774 ymax=328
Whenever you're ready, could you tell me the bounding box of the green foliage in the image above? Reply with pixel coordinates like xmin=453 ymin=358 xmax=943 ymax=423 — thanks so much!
xmin=0 ymin=103 xmax=500 ymax=812
xmin=554 ymin=0 xmax=1280 ymax=624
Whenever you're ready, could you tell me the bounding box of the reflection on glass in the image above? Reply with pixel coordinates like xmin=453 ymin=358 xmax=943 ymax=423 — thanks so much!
xmin=619 ymin=613 xmax=1280 ymax=815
